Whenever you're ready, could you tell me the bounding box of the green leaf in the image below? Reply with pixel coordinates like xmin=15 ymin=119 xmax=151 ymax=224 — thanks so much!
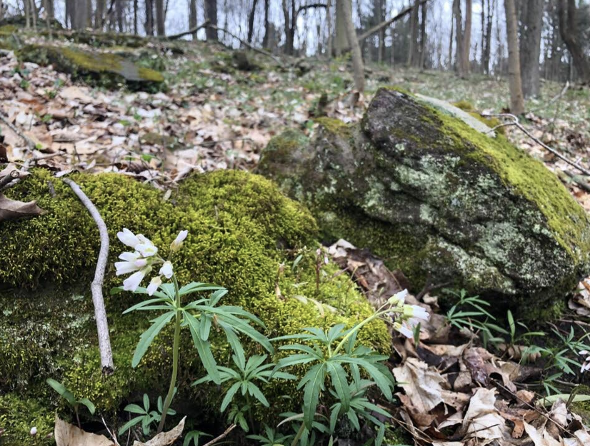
xmin=221 ymin=382 xmax=241 ymax=412
xmin=46 ymin=379 xmax=76 ymax=405
xmin=185 ymin=312 xmax=220 ymax=384
xmin=376 ymin=423 xmax=385 ymax=446
xmin=78 ymin=398 xmax=95 ymax=415
xmin=329 ymin=403 xmax=341 ymax=433
xmin=179 ymin=282 xmax=225 ymax=296
xmin=220 ymin=323 xmax=246 ymax=367
xmin=303 ymin=363 xmax=326 ymax=429
xmin=327 ymin=362 xmax=350 ymax=412
xmin=143 ymin=394 xmax=150 ymax=412
xmin=132 ymin=311 xmax=175 ymax=368
xmin=338 ymin=357 xmax=393 ymax=401
xmin=507 ymin=310 xmax=515 ymax=338
xmin=118 ymin=415 xmax=146 ymax=435
xmin=124 ymin=403 xmax=147 ymax=415
xmin=200 ymin=314 xmax=212 ymax=341
xmin=247 ymin=382 xmax=269 ymax=407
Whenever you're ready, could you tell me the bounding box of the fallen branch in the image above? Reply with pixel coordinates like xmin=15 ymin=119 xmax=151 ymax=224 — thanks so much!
xmin=483 ymin=113 xmax=590 ymax=177
xmin=0 ymin=169 xmax=19 ymax=192
xmin=201 ymin=424 xmax=236 ymax=446
xmin=0 ymin=111 xmax=37 ymax=151
xmin=205 ymin=24 xmax=283 ymax=66
xmin=62 ymin=177 xmax=114 ymax=373
xmin=165 ymin=19 xmax=210 ymax=40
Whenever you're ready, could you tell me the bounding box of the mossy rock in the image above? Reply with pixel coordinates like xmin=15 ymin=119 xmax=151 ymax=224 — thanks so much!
xmin=257 ymin=88 xmax=590 ymax=318
xmin=16 ymin=44 xmax=164 ymax=91
xmin=0 ymin=168 xmax=390 ymax=444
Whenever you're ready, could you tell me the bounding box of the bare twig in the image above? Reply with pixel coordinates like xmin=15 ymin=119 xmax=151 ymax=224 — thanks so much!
xmin=62 ymin=177 xmax=114 ymax=373
xmin=100 ymin=415 xmax=120 ymax=446
xmin=0 ymin=169 xmax=19 ymax=191
xmin=166 ymin=19 xmax=210 ymax=40
xmin=205 ymin=24 xmax=283 ymax=66
xmin=201 ymin=424 xmax=236 ymax=446
xmin=483 ymin=113 xmax=590 ymax=177
xmin=0 ymin=112 xmax=37 ymax=150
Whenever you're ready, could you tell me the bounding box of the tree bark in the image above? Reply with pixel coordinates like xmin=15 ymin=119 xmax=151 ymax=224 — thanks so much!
xmin=116 ymin=0 xmax=124 ymax=32
xmin=407 ymin=0 xmax=420 ymax=66
xmin=519 ymin=0 xmax=543 ymax=97
xmin=462 ymin=0 xmax=472 ymax=74
xmin=340 ymin=0 xmax=364 ymax=92
xmin=155 ymin=0 xmax=165 ymax=35
xmin=205 ymin=0 xmax=218 ymax=41
xmin=453 ymin=0 xmax=466 ymax=76
xmin=504 ymin=0 xmax=525 ymax=114
xmin=133 ymin=0 xmax=138 ymax=34
xmin=334 ymin=0 xmax=347 ymax=55
xmin=418 ymin=1 xmax=427 ymax=69
xmin=482 ymin=0 xmax=493 ymax=74
xmin=262 ymin=0 xmax=270 ymax=47
xmin=145 ymin=0 xmax=154 ymax=35
xmin=557 ymin=0 xmax=590 ymax=83
xmin=71 ymin=0 xmax=88 ymax=30
xmin=189 ymin=0 xmax=197 ymax=40
xmin=326 ymin=0 xmax=333 ymax=57
xmin=247 ymin=0 xmax=259 ymax=44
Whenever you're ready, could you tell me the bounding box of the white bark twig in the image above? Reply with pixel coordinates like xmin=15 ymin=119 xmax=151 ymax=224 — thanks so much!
xmin=483 ymin=113 xmax=590 ymax=177
xmin=62 ymin=177 xmax=114 ymax=373
xmin=201 ymin=424 xmax=236 ymax=446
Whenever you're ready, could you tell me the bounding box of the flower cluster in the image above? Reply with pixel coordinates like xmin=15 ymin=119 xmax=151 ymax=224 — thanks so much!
xmin=580 ymin=350 xmax=590 ymax=373
xmin=387 ymin=289 xmax=430 ymax=338
xmin=115 ymin=228 xmax=187 ymax=295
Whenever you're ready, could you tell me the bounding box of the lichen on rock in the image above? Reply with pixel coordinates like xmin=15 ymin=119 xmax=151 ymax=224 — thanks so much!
xmin=257 ymin=87 xmax=590 ymax=317
xmin=0 ymin=168 xmax=389 ymax=444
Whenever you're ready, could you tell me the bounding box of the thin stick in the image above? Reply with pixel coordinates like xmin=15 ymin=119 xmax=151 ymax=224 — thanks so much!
xmin=205 ymin=24 xmax=283 ymax=66
xmin=483 ymin=113 xmax=590 ymax=177
xmin=62 ymin=178 xmax=114 ymax=373
xmin=201 ymin=424 xmax=236 ymax=446
xmin=165 ymin=19 xmax=210 ymax=40
xmin=0 ymin=112 xmax=37 ymax=150
xmin=0 ymin=169 xmax=19 ymax=191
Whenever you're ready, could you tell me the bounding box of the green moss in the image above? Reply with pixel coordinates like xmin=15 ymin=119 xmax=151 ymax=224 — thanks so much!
xmin=452 ymin=100 xmax=505 ymax=134
xmin=0 ymin=24 xmax=17 ymax=36
xmin=0 ymin=393 xmax=54 ymax=446
xmin=316 ymin=117 xmax=353 ymax=139
xmin=0 ymin=169 xmax=390 ymax=425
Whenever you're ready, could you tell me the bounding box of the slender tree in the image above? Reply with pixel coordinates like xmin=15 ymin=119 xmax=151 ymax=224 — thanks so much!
xmin=155 ymin=0 xmax=165 ymax=35
xmin=205 ymin=0 xmax=218 ymax=41
xmin=519 ymin=0 xmax=543 ymax=97
xmin=340 ymin=0 xmax=365 ymax=92
xmin=334 ymin=0 xmax=347 ymax=55
xmin=504 ymin=0 xmax=525 ymax=114
xmin=418 ymin=0 xmax=427 ymax=69
xmin=557 ymin=0 xmax=590 ymax=83
xmin=407 ymin=0 xmax=420 ymax=66
xmin=262 ymin=0 xmax=270 ymax=47
xmin=482 ymin=0 xmax=494 ymax=74
xmin=453 ymin=0 xmax=466 ymax=76
xmin=189 ymin=0 xmax=197 ymax=40
xmin=462 ymin=0 xmax=472 ymax=74
xmin=145 ymin=0 xmax=154 ymax=35
xmin=247 ymin=0 xmax=260 ymax=43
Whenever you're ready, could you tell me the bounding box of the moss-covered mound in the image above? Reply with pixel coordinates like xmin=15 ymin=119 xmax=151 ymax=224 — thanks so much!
xmin=16 ymin=44 xmax=164 ymax=91
xmin=257 ymin=88 xmax=590 ymax=317
xmin=0 ymin=169 xmax=389 ymax=445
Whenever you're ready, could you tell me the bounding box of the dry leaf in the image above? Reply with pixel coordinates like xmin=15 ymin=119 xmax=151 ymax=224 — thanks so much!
xmin=392 ymin=358 xmax=445 ymax=413
xmin=0 ymin=193 xmax=44 ymax=221
xmin=462 ymin=388 xmax=508 ymax=444
xmin=132 ymin=417 xmax=186 ymax=446
xmin=55 ymin=416 xmax=114 ymax=446
xmin=524 ymin=422 xmax=564 ymax=446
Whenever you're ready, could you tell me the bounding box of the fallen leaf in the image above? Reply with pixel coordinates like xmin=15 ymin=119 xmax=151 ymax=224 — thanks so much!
xmin=462 ymin=388 xmax=508 ymax=444
xmin=0 ymin=193 xmax=44 ymax=221
xmin=524 ymin=421 xmax=564 ymax=446
xmin=55 ymin=416 xmax=114 ymax=446
xmin=392 ymin=358 xmax=445 ymax=413
xmin=132 ymin=417 xmax=186 ymax=446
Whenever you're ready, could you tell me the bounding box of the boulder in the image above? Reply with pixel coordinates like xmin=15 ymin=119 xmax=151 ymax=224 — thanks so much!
xmin=0 ymin=169 xmax=389 ymax=445
xmin=257 ymin=88 xmax=590 ymax=316
xmin=17 ymin=44 xmax=164 ymax=91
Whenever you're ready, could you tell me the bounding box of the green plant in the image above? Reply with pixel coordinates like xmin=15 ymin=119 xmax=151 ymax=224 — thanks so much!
xmin=247 ymin=424 xmax=293 ymax=446
xmin=118 ymin=393 xmax=176 ymax=436
xmin=183 ymin=429 xmax=213 ymax=446
xmin=113 ymin=228 xmax=272 ymax=433
xmin=46 ymin=378 xmax=95 ymax=427
xmin=193 ymin=354 xmax=295 ymax=432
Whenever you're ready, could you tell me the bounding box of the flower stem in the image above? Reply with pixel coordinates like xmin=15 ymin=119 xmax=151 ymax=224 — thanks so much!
xmin=157 ymin=275 xmax=181 ymax=434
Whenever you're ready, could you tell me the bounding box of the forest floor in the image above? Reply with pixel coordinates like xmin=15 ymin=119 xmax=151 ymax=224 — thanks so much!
xmin=3 ymin=33 xmax=590 ymax=446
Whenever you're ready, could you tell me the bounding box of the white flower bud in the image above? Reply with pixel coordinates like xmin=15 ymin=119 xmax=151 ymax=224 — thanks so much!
xmin=170 ymin=230 xmax=188 ymax=252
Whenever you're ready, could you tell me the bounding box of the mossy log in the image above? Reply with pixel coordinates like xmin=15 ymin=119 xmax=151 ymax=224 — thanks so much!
xmin=257 ymin=88 xmax=590 ymax=318
xmin=16 ymin=44 xmax=164 ymax=91
xmin=0 ymin=169 xmax=389 ymax=444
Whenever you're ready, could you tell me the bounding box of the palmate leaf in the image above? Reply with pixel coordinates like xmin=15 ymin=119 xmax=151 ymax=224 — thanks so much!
xmin=219 ymin=321 xmax=246 ymax=366
xmin=327 ymin=362 xmax=350 ymax=412
xmin=302 ymin=363 xmax=327 ymax=429
xmin=337 ymin=357 xmax=393 ymax=401
xmin=184 ymin=312 xmax=221 ymax=384
xmin=132 ymin=311 xmax=175 ymax=368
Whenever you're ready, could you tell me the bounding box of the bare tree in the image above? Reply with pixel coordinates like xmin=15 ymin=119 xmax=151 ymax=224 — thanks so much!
xmin=407 ymin=0 xmax=420 ymax=66
xmin=519 ymin=0 xmax=543 ymax=97
xmin=247 ymin=0 xmax=259 ymax=44
xmin=205 ymin=0 xmax=218 ymax=41
xmin=453 ymin=0 xmax=466 ymax=76
xmin=340 ymin=0 xmax=364 ymax=92
xmin=418 ymin=0 xmax=427 ymax=69
xmin=189 ymin=0 xmax=197 ymax=39
xmin=145 ymin=0 xmax=154 ymax=35
xmin=334 ymin=0 xmax=347 ymax=55
xmin=504 ymin=0 xmax=525 ymax=114
xmin=557 ymin=0 xmax=590 ymax=83
xmin=262 ymin=0 xmax=270 ymax=47
xmin=482 ymin=0 xmax=494 ymax=74
xmin=462 ymin=0 xmax=472 ymax=74
xmin=155 ymin=0 xmax=165 ymax=35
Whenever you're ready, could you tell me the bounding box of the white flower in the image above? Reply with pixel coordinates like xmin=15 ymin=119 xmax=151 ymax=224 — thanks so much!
xmin=388 ymin=289 xmax=408 ymax=306
xmin=123 ymin=267 xmax=150 ymax=292
xmin=117 ymin=228 xmax=140 ymax=248
xmin=30 ymin=427 xmax=37 ymax=436
xmin=170 ymin=230 xmax=188 ymax=252
xmin=403 ymin=305 xmax=430 ymax=321
xmin=393 ymin=322 xmax=413 ymax=338
xmin=136 ymin=240 xmax=158 ymax=257
xmin=147 ymin=276 xmax=162 ymax=296
xmin=115 ymin=252 xmax=143 ymax=276
xmin=160 ymin=261 xmax=174 ymax=279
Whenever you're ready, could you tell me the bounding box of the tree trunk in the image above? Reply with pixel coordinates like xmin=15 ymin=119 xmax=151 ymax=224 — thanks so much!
xmin=557 ymin=0 xmax=590 ymax=83
xmin=145 ymin=0 xmax=154 ymax=35
xmin=519 ymin=0 xmax=543 ymax=97
xmin=462 ymin=0 xmax=472 ymax=74
xmin=155 ymin=0 xmax=165 ymax=35
xmin=95 ymin=0 xmax=104 ymax=29
xmin=504 ymin=0 xmax=525 ymax=114
xmin=448 ymin=11 xmax=454 ymax=68
xmin=482 ymin=0 xmax=493 ymax=74
xmin=247 ymin=0 xmax=259 ymax=44
xmin=116 ymin=0 xmax=124 ymax=32
xmin=334 ymin=0 xmax=347 ymax=55
xmin=340 ymin=0 xmax=364 ymax=92
xmin=326 ymin=0 xmax=333 ymax=57
xmin=407 ymin=0 xmax=420 ymax=66
xmin=205 ymin=0 xmax=218 ymax=41
xmin=189 ymin=0 xmax=197 ymax=40
xmin=261 ymin=0 xmax=270 ymax=47
xmin=453 ymin=0 xmax=466 ymax=76
xmin=71 ymin=0 xmax=88 ymax=30
xmin=133 ymin=0 xmax=138 ymax=34
xmin=418 ymin=1 xmax=427 ymax=69
xmin=377 ymin=0 xmax=385 ymax=63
